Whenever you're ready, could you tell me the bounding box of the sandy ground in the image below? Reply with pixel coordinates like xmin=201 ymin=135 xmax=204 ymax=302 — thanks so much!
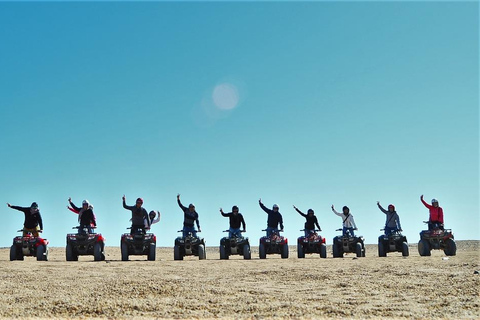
xmin=0 ymin=241 xmax=478 ymax=319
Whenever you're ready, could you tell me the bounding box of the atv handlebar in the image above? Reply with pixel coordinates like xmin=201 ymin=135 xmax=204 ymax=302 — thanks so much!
xmin=73 ymin=226 xmax=96 ymax=229
xmin=17 ymin=229 xmax=42 ymax=233
xmin=177 ymin=230 xmax=201 ymax=233
xmin=300 ymin=229 xmax=321 ymax=232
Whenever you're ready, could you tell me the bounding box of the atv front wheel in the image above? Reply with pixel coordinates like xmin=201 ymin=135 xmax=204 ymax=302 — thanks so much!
xmin=148 ymin=243 xmax=156 ymax=261
xmin=281 ymin=244 xmax=289 ymax=259
xmin=332 ymin=243 xmax=342 ymax=258
xmin=198 ymin=244 xmax=206 ymax=260
xmin=443 ymin=238 xmax=456 ymax=256
xmin=355 ymin=243 xmax=363 ymax=258
xmin=243 ymin=244 xmax=251 ymax=260
xmin=378 ymin=241 xmax=386 ymax=257
xmin=94 ymin=243 xmax=103 ymax=261
xmin=121 ymin=242 xmax=129 ymax=261
xmin=418 ymin=239 xmax=431 ymax=256
xmin=320 ymin=243 xmax=327 ymax=259
xmin=219 ymin=245 xmax=228 ymax=260
xmin=174 ymin=245 xmax=183 ymax=261
xmin=259 ymin=243 xmax=266 ymax=259
xmin=297 ymin=243 xmax=305 ymax=259
xmin=10 ymin=245 xmax=18 ymax=261
xmin=402 ymin=242 xmax=409 ymax=257
xmin=36 ymin=245 xmax=47 ymax=261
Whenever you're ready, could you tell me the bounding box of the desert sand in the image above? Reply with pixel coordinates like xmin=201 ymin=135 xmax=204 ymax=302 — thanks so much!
xmin=0 ymin=241 xmax=478 ymax=319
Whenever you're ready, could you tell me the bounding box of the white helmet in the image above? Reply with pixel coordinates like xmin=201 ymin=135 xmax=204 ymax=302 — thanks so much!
xmin=273 ymin=204 xmax=279 ymax=209
xmin=431 ymin=199 xmax=438 ymax=204
xmin=82 ymin=199 xmax=90 ymax=206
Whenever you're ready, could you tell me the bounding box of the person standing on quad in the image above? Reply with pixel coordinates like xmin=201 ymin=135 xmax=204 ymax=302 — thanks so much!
xmin=68 ymin=197 xmax=96 ymax=234
xmin=123 ymin=195 xmax=150 ymax=235
xmin=177 ymin=194 xmax=201 ymax=237
xmin=259 ymin=199 xmax=284 ymax=236
xmin=331 ymin=205 xmax=357 ymax=237
xmin=376 ymin=202 xmax=402 ymax=235
xmin=7 ymin=202 xmax=43 ymax=236
xmin=293 ymin=205 xmax=321 ymax=236
xmin=420 ymin=195 xmax=444 ymax=230
xmin=220 ymin=205 xmax=246 ymax=238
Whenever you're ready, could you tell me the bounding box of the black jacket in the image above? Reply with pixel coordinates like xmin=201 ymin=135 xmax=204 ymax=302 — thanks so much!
xmin=11 ymin=206 xmax=43 ymax=230
xmin=221 ymin=211 xmax=246 ymax=229
xmin=70 ymin=202 xmax=96 ymax=227
xmin=295 ymin=208 xmax=321 ymax=230
xmin=123 ymin=200 xmax=150 ymax=227
xmin=259 ymin=203 xmax=284 ymax=230
xmin=178 ymin=199 xmax=200 ymax=229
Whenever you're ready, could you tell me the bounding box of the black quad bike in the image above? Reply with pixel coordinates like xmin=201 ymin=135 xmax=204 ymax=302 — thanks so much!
xmin=219 ymin=230 xmax=251 ymax=260
xmin=332 ymin=229 xmax=365 ymax=258
xmin=259 ymin=229 xmax=288 ymax=259
xmin=66 ymin=226 xmax=105 ymax=261
xmin=120 ymin=227 xmax=156 ymax=261
xmin=174 ymin=230 xmax=206 ymax=260
xmin=10 ymin=229 xmax=49 ymax=261
xmin=378 ymin=229 xmax=409 ymax=257
xmin=418 ymin=222 xmax=456 ymax=256
xmin=297 ymin=229 xmax=327 ymax=259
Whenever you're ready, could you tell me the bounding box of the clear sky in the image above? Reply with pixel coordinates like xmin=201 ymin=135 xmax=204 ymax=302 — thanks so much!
xmin=0 ymin=1 xmax=478 ymax=249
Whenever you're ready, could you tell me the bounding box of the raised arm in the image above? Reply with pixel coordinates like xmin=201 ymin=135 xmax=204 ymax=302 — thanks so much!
xmin=152 ymin=211 xmax=161 ymax=224
xmin=220 ymin=208 xmax=229 ymax=217
xmin=69 ymin=198 xmax=81 ymax=212
xmin=177 ymin=194 xmax=187 ymax=211
xmin=259 ymin=199 xmax=271 ymax=214
xmin=377 ymin=202 xmax=388 ymax=214
xmin=420 ymin=195 xmax=432 ymax=209
xmin=293 ymin=205 xmax=307 ymax=217
xmin=8 ymin=204 xmax=28 ymax=212
xmin=331 ymin=205 xmax=342 ymax=217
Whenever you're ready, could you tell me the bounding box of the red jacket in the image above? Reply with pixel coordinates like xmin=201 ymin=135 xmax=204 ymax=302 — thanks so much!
xmin=421 ymin=198 xmax=444 ymax=224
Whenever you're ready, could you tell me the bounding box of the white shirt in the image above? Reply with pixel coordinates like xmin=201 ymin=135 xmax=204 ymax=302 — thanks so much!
xmin=332 ymin=209 xmax=357 ymax=229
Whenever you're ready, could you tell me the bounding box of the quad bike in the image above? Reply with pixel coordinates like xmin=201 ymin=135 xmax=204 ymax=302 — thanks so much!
xmin=10 ymin=229 xmax=49 ymax=261
xmin=332 ymin=229 xmax=365 ymax=258
xmin=174 ymin=230 xmax=206 ymax=260
xmin=120 ymin=227 xmax=156 ymax=261
xmin=259 ymin=229 xmax=288 ymax=259
xmin=378 ymin=229 xmax=409 ymax=257
xmin=66 ymin=226 xmax=105 ymax=261
xmin=297 ymin=229 xmax=327 ymax=259
xmin=418 ymin=222 xmax=456 ymax=256
xmin=219 ymin=230 xmax=251 ymax=260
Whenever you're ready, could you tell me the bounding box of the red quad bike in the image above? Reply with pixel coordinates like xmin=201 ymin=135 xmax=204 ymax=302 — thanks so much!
xmin=259 ymin=229 xmax=288 ymax=259
xmin=10 ymin=229 xmax=49 ymax=261
xmin=297 ymin=229 xmax=327 ymax=259
xmin=66 ymin=226 xmax=105 ymax=261
xmin=378 ymin=229 xmax=409 ymax=257
xmin=120 ymin=227 xmax=156 ymax=261
xmin=332 ymin=229 xmax=365 ymax=258
xmin=174 ymin=230 xmax=206 ymax=261
xmin=418 ymin=222 xmax=456 ymax=256
xmin=219 ymin=230 xmax=251 ymax=260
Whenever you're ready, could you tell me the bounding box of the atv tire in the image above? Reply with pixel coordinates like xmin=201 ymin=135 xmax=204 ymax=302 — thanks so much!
xmin=281 ymin=244 xmax=289 ymax=259
xmin=418 ymin=239 xmax=431 ymax=256
xmin=259 ymin=243 xmax=266 ymax=259
xmin=174 ymin=245 xmax=183 ymax=261
xmin=355 ymin=242 xmax=363 ymax=258
xmin=220 ymin=245 xmax=228 ymax=260
xmin=332 ymin=243 xmax=342 ymax=258
xmin=378 ymin=241 xmax=386 ymax=257
xmin=297 ymin=243 xmax=305 ymax=259
xmin=320 ymin=243 xmax=327 ymax=259
xmin=402 ymin=242 xmax=409 ymax=257
xmin=10 ymin=245 xmax=17 ymax=261
xmin=94 ymin=243 xmax=103 ymax=261
xmin=121 ymin=242 xmax=129 ymax=261
xmin=66 ymin=243 xmax=77 ymax=261
xmin=36 ymin=245 xmax=47 ymax=261
xmin=198 ymin=244 xmax=206 ymax=260
xmin=243 ymin=244 xmax=251 ymax=260
xmin=148 ymin=243 xmax=156 ymax=261
xmin=444 ymin=238 xmax=457 ymax=256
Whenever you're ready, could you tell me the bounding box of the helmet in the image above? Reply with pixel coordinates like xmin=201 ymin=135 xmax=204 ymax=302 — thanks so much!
xmin=82 ymin=200 xmax=90 ymax=206
xmin=149 ymin=210 xmax=156 ymax=217
xmin=136 ymin=198 xmax=143 ymax=204
xmin=30 ymin=202 xmax=38 ymax=209
xmin=388 ymin=204 xmax=395 ymax=210
xmin=431 ymin=199 xmax=438 ymax=204
xmin=232 ymin=205 xmax=239 ymax=211
xmin=273 ymin=204 xmax=279 ymax=209
xmin=307 ymin=209 xmax=314 ymax=214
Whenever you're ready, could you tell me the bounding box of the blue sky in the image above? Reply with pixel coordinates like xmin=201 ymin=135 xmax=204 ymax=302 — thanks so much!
xmin=0 ymin=1 xmax=478 ymax=249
